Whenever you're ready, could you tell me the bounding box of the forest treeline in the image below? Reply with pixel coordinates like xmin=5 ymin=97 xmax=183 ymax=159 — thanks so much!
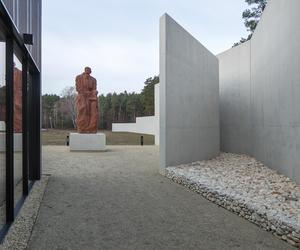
xmin=42 ymin=76 xmax=159 ymax=130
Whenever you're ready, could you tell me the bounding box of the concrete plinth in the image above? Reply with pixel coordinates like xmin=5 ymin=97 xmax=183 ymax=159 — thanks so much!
xmin=69 ymin=133 xmax=106 ymax=151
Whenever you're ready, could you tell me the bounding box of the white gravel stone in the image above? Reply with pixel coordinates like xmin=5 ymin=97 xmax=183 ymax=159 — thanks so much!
xmin=166 ymin=153 xmax=300 ymax=248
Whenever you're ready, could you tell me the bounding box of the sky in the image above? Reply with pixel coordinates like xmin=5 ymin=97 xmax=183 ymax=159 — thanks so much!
xmin=42 ymin=0 xmax=249 ymax=95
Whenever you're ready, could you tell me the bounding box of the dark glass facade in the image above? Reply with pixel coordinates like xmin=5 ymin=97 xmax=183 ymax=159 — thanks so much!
xmin=0 ymin=0 xmax=41 ymax=240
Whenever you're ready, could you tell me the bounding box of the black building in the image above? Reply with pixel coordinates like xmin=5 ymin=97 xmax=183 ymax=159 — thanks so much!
xmin=0 ymin=0 xmax=42 ymax=240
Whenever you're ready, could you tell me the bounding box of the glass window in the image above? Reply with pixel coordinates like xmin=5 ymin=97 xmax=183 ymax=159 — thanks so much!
xmin=13 ymin=54 xmax=23 ymax=206
xmin=0 ymin=36 xmax=6 ymax=228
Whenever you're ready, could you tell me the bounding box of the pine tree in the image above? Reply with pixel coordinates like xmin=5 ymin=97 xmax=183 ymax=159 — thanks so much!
xmin=233 ymin=0 xmax=267 ymax=47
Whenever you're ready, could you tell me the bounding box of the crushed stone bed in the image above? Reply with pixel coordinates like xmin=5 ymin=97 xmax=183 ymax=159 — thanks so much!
xmin=166 ymin=153 xmax=300 ymax=248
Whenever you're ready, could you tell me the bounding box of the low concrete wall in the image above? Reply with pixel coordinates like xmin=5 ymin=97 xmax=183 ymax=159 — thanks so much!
xmin=159 ymin=14 xmax=220 ymax=172
xmin=113 ymin=115 xmax=158 ymax=132
xmin=218 ymin=0 xmax=300 ymax=184
xmin=112 ymin=117 xmax=159 ymax=145
xmin=112 ymin=123 xmax=137 ymax=134
xmin=112 ymin=84 xmax=160 ymax=145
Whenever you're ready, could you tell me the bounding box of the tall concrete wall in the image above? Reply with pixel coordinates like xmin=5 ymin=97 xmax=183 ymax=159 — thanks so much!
xmin=154 ymin=81 xmax=159 ymax=117
xmin=154 ymin=82 xmax=160 ymax=145
xmin=159 ymin=14 xmax=219 ymax=172
xmin=219 ymin=42 xmax=251 ymax=154
xmin=218 ymin=0 xmax=300 ymax=184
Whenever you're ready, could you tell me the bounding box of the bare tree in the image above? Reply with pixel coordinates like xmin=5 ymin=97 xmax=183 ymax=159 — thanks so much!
xmin=61 ymin=86 xmax=77 ymax=129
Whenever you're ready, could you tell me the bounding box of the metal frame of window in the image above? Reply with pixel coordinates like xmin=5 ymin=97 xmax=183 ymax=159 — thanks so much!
xmin=0 ymin=0 xmax=41 ymax=242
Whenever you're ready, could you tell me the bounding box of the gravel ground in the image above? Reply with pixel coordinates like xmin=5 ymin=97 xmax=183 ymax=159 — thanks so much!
xmin=26 ymin=146 xmax=293 ymax=249
xmin=0 ymin=176 xmax=49 ymax=250
xmin=166 ymin=153 xmax=300 ymax=248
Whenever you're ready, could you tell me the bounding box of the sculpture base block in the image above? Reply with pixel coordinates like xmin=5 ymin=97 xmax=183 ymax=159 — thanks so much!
xmin=69 ymin=133 xmax=106 ymax=151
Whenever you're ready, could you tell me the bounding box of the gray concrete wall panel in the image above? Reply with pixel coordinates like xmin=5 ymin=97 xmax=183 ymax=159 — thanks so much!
xmin=218 ymin=0 xmax=300 ymax=183
xmin=218 ymin=42 xmax=252 ymax=154
xmin=160 ymin=14 xmax=220 ymax=171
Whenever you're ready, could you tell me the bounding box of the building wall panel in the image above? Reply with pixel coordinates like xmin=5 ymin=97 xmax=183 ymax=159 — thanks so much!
xmin=159 ymin=14 xmax=220 ymax=171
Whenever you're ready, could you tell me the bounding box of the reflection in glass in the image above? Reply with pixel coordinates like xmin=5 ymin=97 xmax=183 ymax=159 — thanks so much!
xmin=0 ymin=40 xmax=5 ymax=228
xmin=13 ymin=55 xmax=23 ymax=206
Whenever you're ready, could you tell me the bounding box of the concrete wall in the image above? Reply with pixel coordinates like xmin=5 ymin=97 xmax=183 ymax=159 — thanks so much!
xmin=159 ymin=14 xmax=219 ymax=172
xmin=112 ymin=84 xmax=160 ymax=145
xmin=112 ymin=116 xmax=159 ymax=144
xmin=2 ymin=0 xmax=42 ymax=68
xmin=218 ymin=0 xmax=300 ymax=184
xmin=219 ymin=42 xmax=252 ymax=154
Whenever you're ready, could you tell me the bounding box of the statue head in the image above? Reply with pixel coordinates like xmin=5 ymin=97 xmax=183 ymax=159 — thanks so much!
xmin=84 ymin=67 xmax=92 ymax=75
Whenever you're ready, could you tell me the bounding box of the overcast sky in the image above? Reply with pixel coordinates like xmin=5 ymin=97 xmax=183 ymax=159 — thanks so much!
xmin=42 ymin=0 xmax=249 ymax=95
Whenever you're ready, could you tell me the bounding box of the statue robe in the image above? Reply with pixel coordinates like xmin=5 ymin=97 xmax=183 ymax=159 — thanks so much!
xmin=14 ymin=67 xmax=22 ymax=133
xmin=75 ymin=73 xmax=98 ymax=133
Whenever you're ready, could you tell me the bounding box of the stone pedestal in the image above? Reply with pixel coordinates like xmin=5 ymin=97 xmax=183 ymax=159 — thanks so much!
xmin=69 ymin=133 xmax=106 ymax=151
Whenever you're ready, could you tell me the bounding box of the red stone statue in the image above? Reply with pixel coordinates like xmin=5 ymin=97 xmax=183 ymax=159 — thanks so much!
xmin=14 ymin=66 xmax=22 ymax=133
xmin=75 ymin=67 xmax=98 ymax=133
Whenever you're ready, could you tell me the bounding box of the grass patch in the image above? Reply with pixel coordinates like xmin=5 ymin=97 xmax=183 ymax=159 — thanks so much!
xmin=42 ymin=129 xmax=155 ymax=146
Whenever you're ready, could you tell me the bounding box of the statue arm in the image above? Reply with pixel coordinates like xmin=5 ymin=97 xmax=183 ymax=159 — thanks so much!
xmin=93 ymin=79 xmax=98 ymax=95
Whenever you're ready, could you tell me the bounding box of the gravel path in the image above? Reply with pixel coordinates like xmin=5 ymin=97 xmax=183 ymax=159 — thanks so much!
xmin=27 ymin=146 xmax=293 ymax=249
